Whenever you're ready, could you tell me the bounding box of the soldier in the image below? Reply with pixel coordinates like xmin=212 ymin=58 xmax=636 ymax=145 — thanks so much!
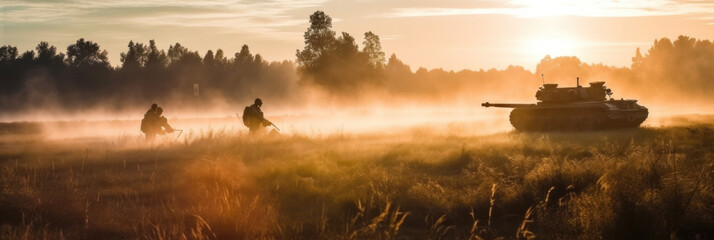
xmin=141 ymin=103 xmax=159 ymax=139
xmin=146 ymin=103 xmax=158 ymax=118
xmin=242 ymin=98 xmax=274 ymax=135
xmin=153 ymin=107 xmax=174 ymax=136
xmin=142 ymin=106 xmax=174 ymax=140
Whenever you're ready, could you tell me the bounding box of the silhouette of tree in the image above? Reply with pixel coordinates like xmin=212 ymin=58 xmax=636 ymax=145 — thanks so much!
xmin=120 ymin=41 xmax=147 ymax=70
xmin=19 ymin=51 xmax=35 ymax=63
xmin=145 ymin=40 xmax=167 ymax=70
xmin=0 ymin=38 xmax=308 ymax=114
xmin=233 ymin=44 xmax=260 ymax=84
xmin=295 ymin=11 xmax=384 ymax=94
xmin=296 ymin=10 xmax=336 ymax=72
xmin=168 ymin=42 xmax=201 ymax=66
xmin=167 ymin=43 xmax=186 ymax=64
xmin=66 ymin=38 xmax=109 ymax=69
xmin=0 ymin=45 xmax=21 ymax=95
xmin=631 ymin=47 xmax=643 ymax=69
xmin=254 ymin=54 xmax=264 ymax=65
xmin=35 ymin=42 xmax=65 ymax=66
xmin=4 ymin=30 xmax=714 ymax=117
xmin=203 ymin=50 xmax=215 ymax=67
xmin=363 ymin=31 xmax=385 ymax=70
xmin=535 ymin=55 xmax=583 ymax=84
xmin=0 ymin=45 xmax=18 ymax=62
xmin=235 ymin=44 xmax=254 ymax=66
xmin=633 ymin=36 xmax=714 ymax=101
xmin=328 ymin=32 xmax=361 ymax=73
xmin=214 ymin=49 xmax=228 ymax=67
xmin=386 ymin=53 xmax=410 ymax=73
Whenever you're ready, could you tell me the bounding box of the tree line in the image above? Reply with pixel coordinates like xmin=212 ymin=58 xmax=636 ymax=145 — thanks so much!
xmin=1 ymin=10 xmax=714 ymax=117
xmin=533 ymin=35 xmax=714 ymax=105
xmin=0 ymin=37 xmax=301 ymax=115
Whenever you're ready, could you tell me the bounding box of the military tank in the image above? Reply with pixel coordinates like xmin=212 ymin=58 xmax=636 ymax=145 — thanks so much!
xmin=482 ymin=78 xmax=648 ymax=131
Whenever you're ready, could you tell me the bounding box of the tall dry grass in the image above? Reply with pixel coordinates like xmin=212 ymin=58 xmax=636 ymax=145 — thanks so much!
xmin=1 ymin=119 xmax=713 ymax=239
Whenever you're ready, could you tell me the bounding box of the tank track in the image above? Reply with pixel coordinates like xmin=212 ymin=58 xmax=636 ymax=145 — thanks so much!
xmin=509 ymin=107 xmax=647 ymax=131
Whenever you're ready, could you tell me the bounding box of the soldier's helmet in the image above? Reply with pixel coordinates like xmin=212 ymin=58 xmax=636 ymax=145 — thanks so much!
xmin=255 ymin=98 xmax=262 ymax=106
xmin=156 ymin=107 xmax=163 ymax=115
xmin=151 ymin=103 xmax=158 ymax=110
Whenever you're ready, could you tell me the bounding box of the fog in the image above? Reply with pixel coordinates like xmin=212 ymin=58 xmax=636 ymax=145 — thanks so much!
xmin=2 ymin=27 xmax=714 ymax=140
xmin=1 ymin=103 xmax=709 ymax=144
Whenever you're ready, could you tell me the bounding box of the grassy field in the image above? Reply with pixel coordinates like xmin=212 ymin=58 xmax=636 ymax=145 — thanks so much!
xmin=1 ymin=117 xmax=713 ymax=239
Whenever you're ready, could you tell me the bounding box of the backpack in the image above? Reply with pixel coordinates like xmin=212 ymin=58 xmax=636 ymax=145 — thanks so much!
xmin=242 ymin=106 xmax=257 ymax=128
xmin=140 ymin=115 xmax=149 ymax=133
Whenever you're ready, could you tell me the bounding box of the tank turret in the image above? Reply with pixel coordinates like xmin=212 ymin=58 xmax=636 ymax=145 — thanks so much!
xmin=535 ymin=79 xmax=612 ymax=102
xmin=482 ymin=78 xmax=648 ymax=131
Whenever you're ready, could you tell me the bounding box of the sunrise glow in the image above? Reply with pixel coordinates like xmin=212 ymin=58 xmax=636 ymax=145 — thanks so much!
xmin=3 ymin=1 xmax=714 ymax=239
xmin=524 ymin=36 xmax=579 ymax=59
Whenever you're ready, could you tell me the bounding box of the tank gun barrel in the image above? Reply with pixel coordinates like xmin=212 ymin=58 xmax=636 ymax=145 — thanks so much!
xmin=481 ymin=102 xmax=536 ymax=108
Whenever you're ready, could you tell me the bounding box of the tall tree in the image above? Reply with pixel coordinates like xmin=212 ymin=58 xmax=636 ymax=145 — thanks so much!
xmin=168 ymin=42 xmax=188 ymax=65
xmin=0 ymin=45 xmax=21 ymax=94
xmin=362 ymin=31 xmax=385 ymax=70
xmin=296 ymin=10 xmax=336 ymax=71
xmin=66 ymin=38 xmax=109 ymax=68
xmin=145 ymin=40 xmax=167 ymax=70
xmin=0 ymin=45 xmax=18 ymax=62
xmin=214 ymin=49 xmax=228 ymax=66
xmin=386 ymin=53 xmax=411 ymax=74
xmin=35 ymin=42 xmax=65 ymax=66
xmin=19 ymin=51 xmax=35 ymax=64
xmin=167 ymin=42 xmax=201 ymax=67
xmin=535 ymin=55 xmax=583 ymax=84
xmin=631 ymin=47 xmax=643 ymax=69
xmin=120 ymin=41 xmax=147 ymax=70
xmin=235 ymin=44 xmax=254 ymax=66
xmin=203 ymin=50 xmax=215 ymax=67
xmin=335 ymin=32 xmax=358 ymax=57
xmin=295 ymin=11 xmax=382 ymax=93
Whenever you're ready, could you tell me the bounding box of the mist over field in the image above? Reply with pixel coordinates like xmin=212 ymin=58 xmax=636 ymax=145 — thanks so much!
xmin=2 ymin=10 xmax=714 ymax=131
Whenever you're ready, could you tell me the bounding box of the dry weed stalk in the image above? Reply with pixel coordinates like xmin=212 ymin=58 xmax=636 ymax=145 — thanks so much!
xmin=516 ymin=206 xmax=535 ymax=240
xmin=488 ymin=183 xmax=497 ymax=228
xmin=346 ymin=200 xmax=409 ymax=240
xmin=428 ymin=214 xmax=455 ymax=240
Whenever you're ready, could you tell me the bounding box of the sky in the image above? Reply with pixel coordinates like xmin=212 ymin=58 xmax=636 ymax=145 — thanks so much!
xmin=2 ymin=0 xmax=714 ymax=71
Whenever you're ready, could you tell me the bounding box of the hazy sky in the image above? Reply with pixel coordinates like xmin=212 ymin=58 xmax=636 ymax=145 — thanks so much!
xmin=2 ymin=0 xmax=714 ymax=71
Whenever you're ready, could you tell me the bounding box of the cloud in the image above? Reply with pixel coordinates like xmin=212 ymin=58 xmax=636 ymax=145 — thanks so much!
xmin=1 ymin=0 xmax=328 ymax=39
xmin=2 ymin=2 xmax=82 ymax=23
xmin=383 ymin=0 xmax=714 ymax=19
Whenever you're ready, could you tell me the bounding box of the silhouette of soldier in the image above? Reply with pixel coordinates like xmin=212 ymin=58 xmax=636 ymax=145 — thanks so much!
xmin=146 ymin=103 xmax=158 ymax=118
xmin=141 ymin=103 xmax=158 ymax=139
xmin=242 ymin=98 xmax=273 ymax=135
xmin=153 ymin=107 xmax=174 ymax=134
xmin=141 ymin=105 xmax=174 ymax=140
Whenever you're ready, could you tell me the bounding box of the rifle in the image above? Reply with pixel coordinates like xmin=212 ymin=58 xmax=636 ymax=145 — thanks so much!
xmin=269 ymin=121 xmax=281 ymax=132
xmin=237 ymin=112 xmax=280 ymax=132
xmin=172 ymin=129 xmax=184 ymax=138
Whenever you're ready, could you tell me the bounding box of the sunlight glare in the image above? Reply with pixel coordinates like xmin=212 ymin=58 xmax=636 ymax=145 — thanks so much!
xmin=524 ymin=36 xmax=579 ymax=59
